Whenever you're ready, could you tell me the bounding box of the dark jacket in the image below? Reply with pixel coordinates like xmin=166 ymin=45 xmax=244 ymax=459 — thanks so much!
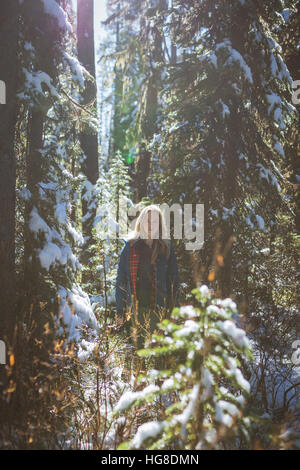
xmin=115 ymin=237 xmax=179 ymax=316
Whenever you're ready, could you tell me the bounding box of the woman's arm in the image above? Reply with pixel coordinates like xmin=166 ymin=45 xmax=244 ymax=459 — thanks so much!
xmin=166 ymin=243 xmax=180 ymax=311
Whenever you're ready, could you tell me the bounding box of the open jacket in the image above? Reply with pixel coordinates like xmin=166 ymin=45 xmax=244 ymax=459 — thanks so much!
xmin=115 ymin=237 xmax=179 ymax=316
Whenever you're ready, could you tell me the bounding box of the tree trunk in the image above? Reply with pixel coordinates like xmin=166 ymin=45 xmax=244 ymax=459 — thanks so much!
xmin=77 ymin=0 xmax=99 ymax=184
xmin=23 ymin=110 xmax=44 ymax=310
xmin=112 ymin=1 xmax=124 ymax=159
xmin=135 ymin=1 xmax=166 ymax=202
xmin=77 ymin=0 xmax=99 ymax=274
xmin=0 ymin=0 xmax=19 ymax=337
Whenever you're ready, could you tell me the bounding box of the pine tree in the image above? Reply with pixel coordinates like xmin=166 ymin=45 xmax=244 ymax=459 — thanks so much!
xmin=15 ymin=0 xmax=98 ymax=339
xmin=146 ymin=0 xmax=300 ymax=443
xmin=134 ymin=0 xmax=167 ymax=202
xmin=92 ymin=150 xmax=132 ymax=322
xmin=277 ymin=1 xmax=300 ymax=233
xmin=77 ymin=0 xmax=100 ymax=281
xmin=0 ymin=0 xmax=19 ymax=337
xmin=149 ymin=0 xmax=297 ymax=297
xmin=115 ymin=285 xmax=253 ymax=450
xmin=103 ymin=0 xmax=168 ymax=201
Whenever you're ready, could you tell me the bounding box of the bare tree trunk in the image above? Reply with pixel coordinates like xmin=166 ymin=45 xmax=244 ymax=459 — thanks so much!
xmin=135 ymin=0 xmax=166 ymax=202
xmin=77 ymin=0 xmax=99 ymax=274
xmin=77 ymin=0 xmax=99 ymax=184
xmin=112 ymin=1 xmax=123 ymax=160
xmin=0 ymin=0 xmax=19 ymax=337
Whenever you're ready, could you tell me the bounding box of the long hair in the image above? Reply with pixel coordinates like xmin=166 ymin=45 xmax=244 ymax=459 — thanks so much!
xmin=125 ymin=204 xmax=171 ymax=264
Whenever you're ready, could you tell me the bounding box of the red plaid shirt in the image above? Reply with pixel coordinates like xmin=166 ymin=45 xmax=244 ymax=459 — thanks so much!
xmin=129 ymin=240 xmax=156 ymax=313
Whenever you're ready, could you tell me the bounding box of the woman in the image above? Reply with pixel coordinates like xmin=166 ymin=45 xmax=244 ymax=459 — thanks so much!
xmin=115 ymin=204 xmax=179 ymax=349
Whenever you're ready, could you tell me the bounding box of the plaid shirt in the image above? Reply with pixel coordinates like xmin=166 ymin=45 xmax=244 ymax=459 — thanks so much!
xmin=129 ymin=240 xmax=156 ymax=312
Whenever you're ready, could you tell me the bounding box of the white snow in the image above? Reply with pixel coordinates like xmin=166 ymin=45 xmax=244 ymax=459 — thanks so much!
xmin=216 ymin=40 xmax=253 ymax=84
xmin=218 ymin=298 xmax=237 ymax=311
xmin=40 ymin=0 xmax=72 ymax=33
xmin=149 ymin=133 xmax=162 ymax=149
xmin=255 ymin=214 xmax=265 ymax=230
xmin=131 ymin=421 xmax=164 ymax=448
xmin=77 ymin=339 xmax=96 ymax=362
xmin=29 ymin=207 xmax=51 ymax=236
xmin=67 ymin=223 xmax=84 ymax=245
xmin=226 ymin=357 xmax=250 ymax=393
xmin=55 ymin=200 xmax=67 ymax=224
xmin=199 ymin=284 xmax=210 ymax=296
xmin=217 ymin=319 xmax=250 ymax=349
xmin=24 ymin=42 xmax=34 ymax=51
xmin=277 ymin=54 xmax=293 ymax=83
xmin=266 ymin=92 xmax=281 ymax=113
xmin=215 ymin=400 xmax=240 ymax=427
xmin=266 ymin=36 xmax=282 ymax=53
xmin=169 ymin=120 xmax=189 ymax=134
xmin=207 ymin=305 xmax=221 ymax=315
xmin=217 ymin=99 xmax=230 ymax=118
xmin=115 ymin=384 xmax=159 ymax=412
xmin=177 ymin=320 xmax=199 ymax=337
xmin=18 ymin=187 xmax=31 ymax=201
xmin=174 ymin=383 xmax=200 ymax=438
xmin=234 ymin=367 xmax=250 ymax=393
xmin=20 ymin=68 xmax=59 ymax=100
xmin=63 ymin=52 xmax=85 ymax=88
xmin=265 ymin=93 xmax=286 ymax=129
xmin=256 ymin=163 xmax=281 ymax=191
xmin=39 ymin=242 xmax=62 ymax=270
xmin=162 ymin=377 xmax=175 ymax=391
xmin=179 ymin=305 xmax=196 ymax=318
xmin=200 ymin=367 xmax=214 ymax=401
xmin=199 ymin=50 xmax=218 ymax=68
xmin=58 ymin=285 xmax=98 ymax=343
xmin=29 ymin=204 xmax=96 ymax=341
xmin=281 ymin=9 xmax=290 ymax=22
xmin=274 ymin=140 xmax=285 ymax=158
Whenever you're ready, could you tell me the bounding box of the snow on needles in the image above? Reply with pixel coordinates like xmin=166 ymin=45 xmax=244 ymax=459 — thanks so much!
xmin=215 ymin=400 xmax=241 ymax=427
xmin=40 ymin=0 xmax=72 ymax=33
xmin=131 ymin=421 xmax=165 ymax=449
xmin=19 ymin=69 xmax=60 ymax=101
xmin=217 ymin=319 xmax=250 ymax=349
xmin=115 ymin=384 xmax=160 ymax=412
xmin=29 ymin=207 xmax=78 ymax=272
xmin=216 ymin=40 xmax=253 ymax=84
xmin=29 ymin=206 xmax=98 ymax=342
xmin=63 ymin=52 xmax=85 ymax=88
xmin=58 ymin=285 xmax=98 ymax=343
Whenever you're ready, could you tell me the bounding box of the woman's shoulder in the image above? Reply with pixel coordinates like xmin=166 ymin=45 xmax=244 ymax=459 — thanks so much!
xmin=120 ymin=236 xmax=140 ymax=250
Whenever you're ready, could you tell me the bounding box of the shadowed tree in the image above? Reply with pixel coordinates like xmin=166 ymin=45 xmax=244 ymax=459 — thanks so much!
xmin=135 ymin=0 xmax=167 ymax=202
xmin=77 ymin=0 xmax=99 ymax=273
xmin=77 ymin=0 xmax=99 ymax=185
xmin=0 ymin=0 xmax=19 ymax=337
xmin=278 ymin=3 xmax=300 ymax=233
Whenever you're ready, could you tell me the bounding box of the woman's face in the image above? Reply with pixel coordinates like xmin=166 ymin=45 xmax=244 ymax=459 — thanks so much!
xmin=140 ymin=210 xmax=160 ymax=239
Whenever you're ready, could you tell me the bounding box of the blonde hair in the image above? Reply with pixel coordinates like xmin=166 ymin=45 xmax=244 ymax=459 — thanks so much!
xmin=125 ymin=204 xmax=170 ymax=264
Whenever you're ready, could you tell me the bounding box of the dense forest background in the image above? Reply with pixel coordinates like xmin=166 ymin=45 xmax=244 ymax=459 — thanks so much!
xmin=0 ymin=0 xmax=299 ymax=450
